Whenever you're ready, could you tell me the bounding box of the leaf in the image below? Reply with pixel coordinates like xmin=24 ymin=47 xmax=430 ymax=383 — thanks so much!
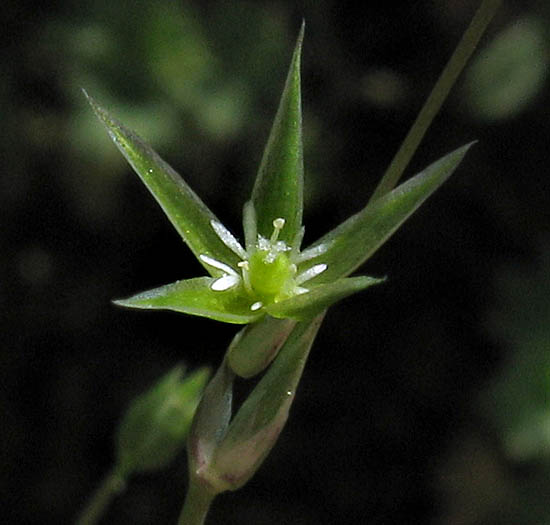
xmin=251 ymin=23 xmax=304 ymax=244
xmin=266 ymin=276 xmax=385 ymax=320
xmin=300 ymin=143 xmax=474 ymax=283
xmin=209 ymin=313 xmax=324 ymax=490
xmin=113 ymin=277 xmax=261 ymax=324
xmin=84 ymin=90 xmax=242 ymax=275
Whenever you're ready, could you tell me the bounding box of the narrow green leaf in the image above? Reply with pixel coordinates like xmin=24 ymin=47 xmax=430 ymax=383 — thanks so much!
xmin=251 ymin=23 xmax=304 ymax=244
xmin=301 ymin=143 xmax=474 ymax=283
xmin=368 ymin=0 xmax=502 ymax=202
xmin=113 ymin=277 xmax=261 ymax=324
xmin=210 ymin=313 xmax=324 ymax=490
xmin=84 ymin=90 xmax=241 ymax=274
xmin=266 ymin=276 xmax=385 ymax=320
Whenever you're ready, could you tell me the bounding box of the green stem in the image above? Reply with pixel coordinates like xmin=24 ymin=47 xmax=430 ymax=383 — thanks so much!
xmin=369 ymin=0 xmax=503 ymax=203
xmin=177 ymin=479 xmax=216 ymax=525
xmin=75 ymin=468 xmax=126 ymax=525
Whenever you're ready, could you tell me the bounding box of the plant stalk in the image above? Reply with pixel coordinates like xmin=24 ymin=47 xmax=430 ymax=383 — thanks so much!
xmin=177 ymin=479 xmax=216 ymax=525
xmin=75 ymin=468 xmax=126 ymax=525
xmin=369 ymin=0 xmax=503 ymax=202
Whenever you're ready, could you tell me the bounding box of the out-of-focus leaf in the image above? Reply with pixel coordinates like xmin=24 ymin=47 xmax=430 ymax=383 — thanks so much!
xmin=463 ymin=16 xmax=549 ymax=122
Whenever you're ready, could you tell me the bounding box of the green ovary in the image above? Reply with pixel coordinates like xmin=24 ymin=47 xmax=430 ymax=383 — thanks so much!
xmin=248 ymin=250 xmax=295 ymax=302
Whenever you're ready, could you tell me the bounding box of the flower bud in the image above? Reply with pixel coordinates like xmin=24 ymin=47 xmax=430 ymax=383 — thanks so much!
xmin=227 ymin=316 xmax=296 ymax=378
xmin=190 ymin=314 xmax=323 ymax=493
xmin=115 ymin=365 xmax=210 ymax=475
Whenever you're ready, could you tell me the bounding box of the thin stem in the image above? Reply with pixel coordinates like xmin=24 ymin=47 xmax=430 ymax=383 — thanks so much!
xmin=369 ymin=0 xmax=503 ymax=203
xmin=177 ymin=479 xmax=216 ymax=525
xmin=75 ymin=468 xmax=126 ymax=525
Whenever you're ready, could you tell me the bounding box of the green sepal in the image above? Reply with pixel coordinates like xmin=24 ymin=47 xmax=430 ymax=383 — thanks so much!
xmin=209 ymin=313 xmax=324 ymax=491
xmin=266 ymin=276 xmax=385 ymax=320
xmin=300 ymin=143 xmax=474 ymax=283
xmin=227 ymin=316 xmax=297 ymax=378
xmin=187 ymin=359 xmax=235 ymax=494
xmin=116 ymin=365 xmax=210 ymax=476
xmin=83 ymin=90 xmax=241 ymax=275
xmin=113 ymin=277 xmax=262 ymax=324
xmin=251 ymin=23 xmax=304 ymax=244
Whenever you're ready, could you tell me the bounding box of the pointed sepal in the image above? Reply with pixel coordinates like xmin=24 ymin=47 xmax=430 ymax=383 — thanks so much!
xmin=300 ymin=143 xmax=474 ymax=283
xmin=113 ymin=277 xmax=262 ymax=324
xmin=187 ymin=359 xmax=235 ymax=494
xmin=266 ymin=275 xmax=385 ymax=320
xmin=251 ymin=23 xmax=304 ymax=244
xmin=83 ymin=90 xmax=241 ymax=274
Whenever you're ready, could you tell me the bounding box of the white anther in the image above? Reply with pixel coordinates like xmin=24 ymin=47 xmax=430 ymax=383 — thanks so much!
xmin=199 ymin=254 xmax=239 ymax=276
xmin=250 ymin=301 xmax=263 ymax=311
xmin=211 ymin=274 xmax=240 ymax=291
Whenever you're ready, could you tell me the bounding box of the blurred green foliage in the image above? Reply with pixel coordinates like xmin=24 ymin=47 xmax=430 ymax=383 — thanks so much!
xmin=462 ymin=15 xmax=549 ymax=121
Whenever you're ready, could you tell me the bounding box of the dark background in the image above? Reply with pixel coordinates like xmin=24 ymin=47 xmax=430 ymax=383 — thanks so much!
xmin=3 ymin=1 xmax=550 ymax=523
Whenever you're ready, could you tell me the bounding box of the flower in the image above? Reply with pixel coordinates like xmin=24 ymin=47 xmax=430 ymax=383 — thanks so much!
xmin=85 ymin=24 xmax=471 ymax=325
xmin=200 ymin=212 xmax=329 ymax=310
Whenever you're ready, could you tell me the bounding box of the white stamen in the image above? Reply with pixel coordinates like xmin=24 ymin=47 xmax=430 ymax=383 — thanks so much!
xmin=250 ymin=301 xmax=263 ymax=311
xmin=199 ymin=254 xmax=238 ymax=275
xmin=211 ymin=274 xmax=240 ymax=291
xmin=210 ymin=220 xmax=247 ymax=259
xmin=238 ymin=261 xmax=253 ymax=293
xmin=296 ymin=263 xmax=328 ymax=285
xmin=270 ymin=218 xmax=285 ymax=243
xmin=294 ymin=286 xmax=309 ymax=295
xmin=297 ymin=243 xmax=329 ymax=263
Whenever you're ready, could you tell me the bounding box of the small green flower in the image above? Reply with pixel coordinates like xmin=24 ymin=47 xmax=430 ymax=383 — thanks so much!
xmin=85 ymin=24 xmax=472 ymax=325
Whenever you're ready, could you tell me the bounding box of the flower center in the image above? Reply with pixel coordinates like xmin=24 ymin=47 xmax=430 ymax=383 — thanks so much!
xmin=240 ymin=218 xmax=296 ymax=303
xmin=203 ymin=215 xmax=329 ymax=313
xmin=248 ymin=248 xmax=294 ymax=300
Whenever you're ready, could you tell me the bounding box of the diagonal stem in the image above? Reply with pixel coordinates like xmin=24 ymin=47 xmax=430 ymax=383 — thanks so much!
xmin=75 ymin=469 xmax=126 ymax=525
xmin=369 ymin=0 xmax=503 ymax=203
